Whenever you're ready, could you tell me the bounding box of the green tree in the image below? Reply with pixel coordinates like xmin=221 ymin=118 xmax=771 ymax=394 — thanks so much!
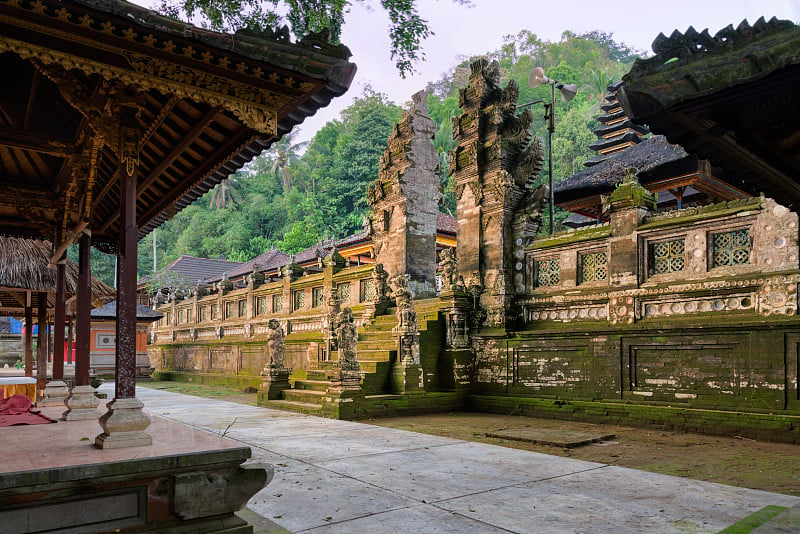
xmin=208 ymin=177 xmax=243 ymax=209
xmin=159 ymin=0 xmax=469 ymax=77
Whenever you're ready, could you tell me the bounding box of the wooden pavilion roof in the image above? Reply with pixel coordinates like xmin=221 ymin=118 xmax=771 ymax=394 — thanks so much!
xmin=617 ymin=17 xmax=800 ymax=207
xmin=0 ymin=0 xmax=356 ymax=253
xmin=0 ymin=237 xmax=115 ymax=316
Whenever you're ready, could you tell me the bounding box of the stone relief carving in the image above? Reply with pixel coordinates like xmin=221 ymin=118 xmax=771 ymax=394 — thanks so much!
xmin=335 ymin=307 xmax=360 ymax=373
xmin=265 ymin=319 xmax=285 ymax=368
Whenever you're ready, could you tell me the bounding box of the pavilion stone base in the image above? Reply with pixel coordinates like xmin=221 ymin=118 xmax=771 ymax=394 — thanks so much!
xmin=40 ymin=380 xmax=69 ymax=406
xmin=391 ymin=362 xmax=423 ymax=395
xmin=0 ymin=445 xmax=272 ymax=533
xmin=321 ymin=371 xmax=364 ymax=419
xmin=95 ymin=397 xmax=152 ymax=449
xmin=257 ymin=367 xmax=291 ymax=402
xmin=62 ymin=385 xmax=100 ymax=420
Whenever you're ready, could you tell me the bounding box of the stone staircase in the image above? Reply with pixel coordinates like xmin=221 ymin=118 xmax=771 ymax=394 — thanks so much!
xmin=268 ymin=312 xmax=401 ymax=414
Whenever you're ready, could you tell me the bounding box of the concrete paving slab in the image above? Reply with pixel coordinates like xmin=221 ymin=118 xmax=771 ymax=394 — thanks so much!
xmin=245 ymin=454 xmax=418 ymax=532
xmin=301 ymin=503 xmax=512 ymax=533
xmin=232 ymin=426 xmax=463 ymax=463
xmin=487 ymin=427 xmax=615 ymax=448
xmin=435 ymin=465 xmax=800 ymax=534
xmin=315 ymin=441 xmax=605 ymax=502
xmin=122 ymin=384 xmax=800 ymax=534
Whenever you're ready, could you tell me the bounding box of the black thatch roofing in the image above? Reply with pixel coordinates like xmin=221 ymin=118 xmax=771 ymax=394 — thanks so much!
xmin=91 ymin=300 xmax=163 ymax=321
xmin=555 ymin=136 xmax=696 ymax=203
xmin=593 ymin=120 xmax=649 ymax=138
xmin=589 ymin=131 xmax=644 ymax=152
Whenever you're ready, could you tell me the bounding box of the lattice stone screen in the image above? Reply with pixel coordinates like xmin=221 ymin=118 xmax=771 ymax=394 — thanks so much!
xmin=312 ymin=287 xmax=324 ymax=308
xmin=256 ymin=296 xmax=268 ymax=315
xmin=712 ymin=229 xmax=751 ymax=267
xmin=293 ymin=290 xmax=305 ymax=311
xmin=272 ymin=294 xmax=283 ymax=312
xmin=361 ymin=278 xmax=377 ymax=301
xmin=338 ymin=283 xmax=351 ymax=303
xmin=650 ymin=238 xmax=685 ymax=274
xmin=579 ymin=251 xmax=608 ymax=284
xmin=535 ymin=258 xmax=560 ymax=287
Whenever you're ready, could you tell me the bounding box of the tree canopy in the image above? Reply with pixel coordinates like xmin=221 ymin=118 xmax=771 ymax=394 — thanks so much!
xmin=158 ymin=0 xmax=469 ymax=77
xmin=124 ymin=29 xmax=640 ymax=286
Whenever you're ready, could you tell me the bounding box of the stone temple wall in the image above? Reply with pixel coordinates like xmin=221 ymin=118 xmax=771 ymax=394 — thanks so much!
xmin=470 ymin=187 xmax=800 ymax=413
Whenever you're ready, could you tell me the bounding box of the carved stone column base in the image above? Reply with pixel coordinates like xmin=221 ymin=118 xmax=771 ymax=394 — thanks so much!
xmin=392 ymin=362 xmax=423 ymax=394
xmin=95 ymin=397 xmax=152 ymax=449
xmin=40 ymin=380 xmax=70 ymax=406
xmin=62 ymin=385 xmax=100 ymax=420
xmin=257 ymin=367 xmax=291 ymax=402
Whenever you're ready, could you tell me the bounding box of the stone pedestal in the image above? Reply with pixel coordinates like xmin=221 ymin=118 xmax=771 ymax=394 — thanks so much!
xmin=391 ymin=362 xmax=423 ymax=394
xmin=40 ymin=380 xmax=70 ymax=407
xmin=257 ymin=367 xmax=291 ymax=402
xmin=95 ymin=397 xmax=152 ymax=449
xmin=322 ymin=371 xmax=364 ymax=419
xmin=62 ymin=385 xmax=100 ymax=420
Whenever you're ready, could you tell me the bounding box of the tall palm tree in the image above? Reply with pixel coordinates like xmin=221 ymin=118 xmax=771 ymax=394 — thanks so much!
xmin=208 ymin=177 xmax=242 ymax=209
xmin=584 ymin=70 xmax=613 ymax=116
xmin=269 ymin=132 xmax=309 ymax=194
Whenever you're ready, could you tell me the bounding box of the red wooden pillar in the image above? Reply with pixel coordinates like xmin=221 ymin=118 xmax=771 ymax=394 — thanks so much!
xmin=115 ymin=108 xmax=140 ymax=401
xmin=52 ymin=258 xmax=66 ymax=380
xmin=67 ymin=313 xmax=74 ymax=364
xmin=75 ymin=231 xmax=91 ymax=387
xmin=24 ymin=293 xmax=32 ymax=378
xmin=36 ymin=293 xmax=47 ymax=393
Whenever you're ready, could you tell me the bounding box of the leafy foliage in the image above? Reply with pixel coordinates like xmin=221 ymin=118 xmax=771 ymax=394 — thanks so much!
xmin=158 ymin=0 xmax=469 ymax=77
xmin=136 ymin=29 xmax=639 ymax=279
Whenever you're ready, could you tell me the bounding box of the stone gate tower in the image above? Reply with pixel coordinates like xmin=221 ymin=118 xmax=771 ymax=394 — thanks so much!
xmin=449 ymin=59 xmax=546 ymax=328
xmin=368 ymin=91 xmax=441 ymax=298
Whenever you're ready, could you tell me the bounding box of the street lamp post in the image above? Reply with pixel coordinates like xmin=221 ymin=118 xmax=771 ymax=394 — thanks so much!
xmin=523 ymin=67 xmax=577 ymax=234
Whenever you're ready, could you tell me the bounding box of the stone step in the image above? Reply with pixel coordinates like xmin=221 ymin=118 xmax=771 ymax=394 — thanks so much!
xmin=306 ymin=369 xmax=329 ymax=380
xmin=358 ymin=349 xmax=393 ymax=361
xmin=359 ymin=330 xmax=397 ymax=340
xmin=358 ymin=340 xmax=396 ymax=351
xmin=293 ymin=379 xmax=331 ymax=392
xmin=282 ymin=389 xmax=325 ymax=404
xmin=265 ymin=399 xmax=323 ymax=415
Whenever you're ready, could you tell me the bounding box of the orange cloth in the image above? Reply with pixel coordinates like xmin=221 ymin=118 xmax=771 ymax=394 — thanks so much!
xmin=1 ymin=383 xmax=37 ymax=403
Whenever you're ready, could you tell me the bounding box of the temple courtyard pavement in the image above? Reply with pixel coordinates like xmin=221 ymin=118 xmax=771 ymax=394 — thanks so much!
xmin=34 ymin=383 xmax=785 ymax=533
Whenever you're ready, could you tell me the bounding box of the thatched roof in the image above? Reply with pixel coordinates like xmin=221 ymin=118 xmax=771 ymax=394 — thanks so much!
xmin=0 ymin=237 xmax=115 ymax=317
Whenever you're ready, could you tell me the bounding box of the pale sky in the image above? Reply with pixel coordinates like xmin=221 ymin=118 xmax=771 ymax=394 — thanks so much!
xmin=139 ymin=0 xmax=800 ymax=143
xmin=293 ymin=0 xmax=799 ymax=142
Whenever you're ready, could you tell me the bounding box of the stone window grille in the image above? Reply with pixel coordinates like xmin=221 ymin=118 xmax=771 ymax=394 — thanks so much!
xmin=293 ymin=289 xmax=305 ymax=311
xmin=224 ymin=301 xmax=234 ymax=319
xmin=164 ymin=312 xmax=171 ymax=326
xmin=535 ymin=258 xmax=560 ymax=287
xmin=649 ymin=238 xmax=685 ymax=275
xmin=238 ymin=299 xmax=247 ymax=317
xmin=338 ymin=283 xmax=351 ymax=303
xmin=361 ymin=278 xmax=377 ymax=302
xmin=210 ymin=304 xmax=218 ymax=320
xmin=178 ymin=310 xmax=184 ymax=324
xmin=186 ymin=308 xmax=193 ymax=323
xmin=256 ymin=296 xmax=268 ymax=315
xmin=272 ymin=294 xmax=283 ymax=312
xmin=712 ymin=229 xmax=751 ymax=267
xmin=579 ymin=251 xmax=608 ymax=284
xmin=198 ymin=306 xmax=206 ymax=322
xmin=312 ymin=286 xmax=325 ymax=308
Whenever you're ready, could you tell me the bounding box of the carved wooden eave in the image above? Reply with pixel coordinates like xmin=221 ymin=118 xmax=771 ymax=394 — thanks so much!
xmin=0 ymin=0 xmax=356 ymax=252
xmin=618 ymin=17 xmax=800 ymax=207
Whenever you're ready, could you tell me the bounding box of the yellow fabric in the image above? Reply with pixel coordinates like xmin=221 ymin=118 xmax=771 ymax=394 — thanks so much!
xmin=1 ymin=383 xmax=37 ymax=403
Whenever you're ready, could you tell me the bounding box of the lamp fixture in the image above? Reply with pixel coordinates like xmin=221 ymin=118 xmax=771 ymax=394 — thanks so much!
xmin=526 ymin=67 xmax=578 ymax=234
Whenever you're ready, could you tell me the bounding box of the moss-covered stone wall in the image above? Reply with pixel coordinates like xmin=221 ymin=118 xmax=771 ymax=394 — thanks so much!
xmin=474 ymin=320 xmax=800 ymax=414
